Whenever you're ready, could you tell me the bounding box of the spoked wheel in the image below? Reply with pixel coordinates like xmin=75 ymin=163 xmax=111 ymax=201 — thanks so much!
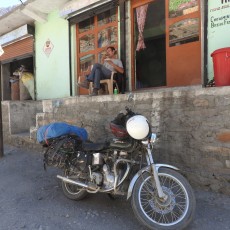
xmin=61 ymin=170 xmax=88 ymax=201
xmin=131 ymin=168 xmax=196 ymax=230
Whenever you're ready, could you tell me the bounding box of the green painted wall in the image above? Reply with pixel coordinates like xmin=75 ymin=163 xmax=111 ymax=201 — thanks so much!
xmin=35 ymin=11 xmax=70 ymax=100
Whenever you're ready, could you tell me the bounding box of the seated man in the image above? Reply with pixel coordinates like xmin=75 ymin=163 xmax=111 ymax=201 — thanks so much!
xmin=77 ymin=46 xmax=124 ymax=96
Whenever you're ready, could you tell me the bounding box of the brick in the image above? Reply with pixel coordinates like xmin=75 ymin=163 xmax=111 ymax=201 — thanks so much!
xmin=216 ymin=131 xmax=230 ymax=143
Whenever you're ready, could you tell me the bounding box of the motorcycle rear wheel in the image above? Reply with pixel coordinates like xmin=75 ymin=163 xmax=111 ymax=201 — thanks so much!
xmin=61 ymin=171 xmax=88 ymax=201
xmin=131 ymin=168 xmax=196 ymax=230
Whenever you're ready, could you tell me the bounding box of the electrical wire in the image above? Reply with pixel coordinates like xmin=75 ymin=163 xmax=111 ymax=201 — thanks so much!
xmin=19 ymin=0 xmax=25 ymax=6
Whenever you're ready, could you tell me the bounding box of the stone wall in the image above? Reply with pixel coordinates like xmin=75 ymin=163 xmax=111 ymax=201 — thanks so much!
xmin=1 ymin=100 xmax=43 ymax=140
xmin=35 ymin=86 xmax=230 ymax=194
xmin=2 ymin=86 xmax=230 ymax=194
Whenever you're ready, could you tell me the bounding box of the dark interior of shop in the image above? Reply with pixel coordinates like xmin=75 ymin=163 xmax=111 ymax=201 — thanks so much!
xmin=1 ymin=56 xmax=33 ymax=100
xmin=135 ymin=0 xmax=166 ymax=89
xmin=10 ymin=57 xmax=33 ymax=74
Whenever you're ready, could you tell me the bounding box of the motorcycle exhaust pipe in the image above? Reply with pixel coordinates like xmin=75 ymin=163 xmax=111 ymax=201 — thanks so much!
xmin=57 ymin=175 xmax=97 ymax=190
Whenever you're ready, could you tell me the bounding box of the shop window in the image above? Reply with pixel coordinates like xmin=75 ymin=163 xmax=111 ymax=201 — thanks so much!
xmin=169 ymin=18 xmax=199 ymax=47
xmin=80 ymin=54 xmax=95 ymax=73
xmin=97 ymin=8 xmax=117 ymax=26
xmin=80 ymin=34 xmax=95 ymax=53
xmin=169 ymin=0 xmax=199 ymax=18
xmin=98 ymin=27 xmax=117 ymax=48
xmin=79 ymin=17 xmax=95 ymax=33
xmin=77 ymin=9 xmax=118 ymax=76
xmin=168 ymin=0 xmax=199 ymax=47
xmin=166 ymin=0 xmax=201 ymax=87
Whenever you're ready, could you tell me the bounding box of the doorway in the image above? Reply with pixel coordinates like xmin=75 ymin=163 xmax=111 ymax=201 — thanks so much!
xmin=132 ymin=0 xmax=166 ymax=89
xmin=131 ymin=0 xmax=201 ymax=90
xmin=1 ymin=57 xmax=34 ymax=100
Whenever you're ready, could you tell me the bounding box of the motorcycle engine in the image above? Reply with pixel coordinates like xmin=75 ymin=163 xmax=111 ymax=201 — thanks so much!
xmin=90 ymin=152 xmax=115 ymax=189
xmin=102 ymin=164 xmax=115 ymax=189
xmin=70 ymin=150 xmax=92 ymax=172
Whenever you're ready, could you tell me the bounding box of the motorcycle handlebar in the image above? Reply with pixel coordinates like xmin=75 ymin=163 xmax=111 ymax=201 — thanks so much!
xmin=125 ymin=106 xmax=135 ymax=116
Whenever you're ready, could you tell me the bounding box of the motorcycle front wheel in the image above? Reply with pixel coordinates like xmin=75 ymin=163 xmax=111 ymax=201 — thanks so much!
xmin=131 ymin=168 xmax=196 ymax=230
xmin=61 ymin=170 xmax=88 ymax=201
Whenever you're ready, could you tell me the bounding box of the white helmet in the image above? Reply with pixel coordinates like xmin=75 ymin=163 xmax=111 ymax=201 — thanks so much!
xmin=126 ymin=115 xmax=150 ymax=140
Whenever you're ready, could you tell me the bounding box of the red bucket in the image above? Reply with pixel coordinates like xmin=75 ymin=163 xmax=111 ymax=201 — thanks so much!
xmin=211 ymin=47 xmax=230 ymax=86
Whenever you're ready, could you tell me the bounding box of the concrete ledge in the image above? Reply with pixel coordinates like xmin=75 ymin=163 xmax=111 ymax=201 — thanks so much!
xmin=7 ymin=133 xmax=42 ymax=151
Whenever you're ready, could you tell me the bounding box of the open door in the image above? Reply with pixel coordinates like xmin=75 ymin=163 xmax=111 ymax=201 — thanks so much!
xmin=132 ymin=0 xmax=166 ymax=90
xmin=131 ymin=0 xmax=201 ymax=90
xmin=166 ymin=0 xmax=201 ymax=86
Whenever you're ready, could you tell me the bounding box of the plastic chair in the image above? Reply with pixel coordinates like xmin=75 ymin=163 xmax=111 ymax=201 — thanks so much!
xmin=89 ymin=72 xmax=119 ymax=95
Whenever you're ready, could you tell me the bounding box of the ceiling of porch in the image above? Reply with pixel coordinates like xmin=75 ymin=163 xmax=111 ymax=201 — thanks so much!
xmin=0 ymin=0 xmax=70 ymax=36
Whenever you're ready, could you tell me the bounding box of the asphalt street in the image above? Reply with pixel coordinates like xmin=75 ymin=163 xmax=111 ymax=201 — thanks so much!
xmin=0 ymin=145 xmax=229 ymax=230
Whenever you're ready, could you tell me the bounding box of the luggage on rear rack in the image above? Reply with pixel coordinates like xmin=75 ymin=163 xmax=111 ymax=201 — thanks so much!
xmin=37 ymin=122 xmax=88 ymax=169
xmin=43 ymin=134 xmax=83 ymax=169
xmin=37 ymin=122 xmax=88 ymax=145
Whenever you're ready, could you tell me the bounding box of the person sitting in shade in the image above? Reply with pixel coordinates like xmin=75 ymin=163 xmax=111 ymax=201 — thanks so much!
xmin=77 ymin=46 xmax=124 ymax=96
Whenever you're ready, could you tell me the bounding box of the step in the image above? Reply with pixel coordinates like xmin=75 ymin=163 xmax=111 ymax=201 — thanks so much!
xmin=9 ymin=132 xmax=42 ymax=150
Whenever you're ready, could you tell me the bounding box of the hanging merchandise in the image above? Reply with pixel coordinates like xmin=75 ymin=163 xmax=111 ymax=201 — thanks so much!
xmin=13 ymin=65 xmax=35 ymax=100
xmin=136 ymin=4 xmax=148 ymax=51
xmin=21 ymin=72 xmax=35 ymax=100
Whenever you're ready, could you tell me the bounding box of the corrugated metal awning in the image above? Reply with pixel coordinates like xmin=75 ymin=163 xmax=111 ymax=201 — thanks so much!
xmin=0 ymin=36 xmax=34 ymax=63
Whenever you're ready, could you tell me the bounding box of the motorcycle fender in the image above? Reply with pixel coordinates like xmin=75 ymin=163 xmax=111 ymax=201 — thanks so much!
xmin=127 ymin=164 xmax=179 ymax=200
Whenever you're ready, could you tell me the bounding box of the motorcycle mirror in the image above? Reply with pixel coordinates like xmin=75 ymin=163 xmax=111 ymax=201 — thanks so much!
xmin=128 ymin=93 xmax=134 ymax=102
xmin=150 ymin=133 xmax=157 ymax=142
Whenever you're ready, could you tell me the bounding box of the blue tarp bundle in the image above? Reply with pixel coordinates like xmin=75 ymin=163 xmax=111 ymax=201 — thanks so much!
xmin=37 ymin=122 xmax=88 ymax=143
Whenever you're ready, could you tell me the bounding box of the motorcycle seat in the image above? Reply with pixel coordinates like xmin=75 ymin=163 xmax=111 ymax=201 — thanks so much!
xmin=82 ymin=142 xmax=109 ymax=151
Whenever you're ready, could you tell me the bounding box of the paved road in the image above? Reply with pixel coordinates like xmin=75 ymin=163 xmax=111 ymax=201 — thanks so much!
xmin=0 ymin=145 xmax=229 ymax=230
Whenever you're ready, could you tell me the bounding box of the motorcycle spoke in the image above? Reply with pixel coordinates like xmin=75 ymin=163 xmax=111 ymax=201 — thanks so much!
xmin=174 ymin=191 xmax=186 ymax=198
xmin=175 ymin=203 xmax=186 ymax=213
xmin=159 ymin=212 xmax=170 ymax=224
xmin=148 ymin=211 xmax=155 ymax=220
xmin=170 ymin=209 xmax=181 ymax=221
xmin=141 ymin=186 xmax=153 ymax=195
xmin=144 ymin=179 xmax=156 ymax=192
xmin=138 ymin=173 xmax=189 ymax=226
xmin=162 ymin=214 xmax=170 ymax=224
xmin=141 ymin=200 xmax=150 ymax=209
xmin=160 ymin=175 xmax=167 ymax=186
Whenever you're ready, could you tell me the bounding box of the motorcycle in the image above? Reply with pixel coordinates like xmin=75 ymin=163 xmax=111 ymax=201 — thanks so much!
xmin=42 ymin=94 xmax=196 ymax=230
